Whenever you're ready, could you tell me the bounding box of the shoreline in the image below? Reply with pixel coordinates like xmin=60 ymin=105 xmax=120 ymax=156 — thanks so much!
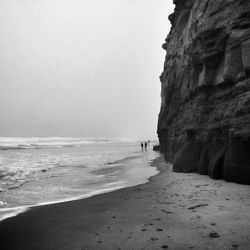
xmin=0 ymin=151 xmax=159 ymax=223
xmin=1 ymin=153 xmax=250 ymax=249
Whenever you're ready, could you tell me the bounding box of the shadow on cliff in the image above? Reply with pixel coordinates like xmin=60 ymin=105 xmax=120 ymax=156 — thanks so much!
xmin=172 ymin=136 xmax=250 ymax=184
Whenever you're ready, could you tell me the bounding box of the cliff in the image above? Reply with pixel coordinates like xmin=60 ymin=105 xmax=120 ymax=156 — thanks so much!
xmin=158 ymin=0 xmax=250 ymax=184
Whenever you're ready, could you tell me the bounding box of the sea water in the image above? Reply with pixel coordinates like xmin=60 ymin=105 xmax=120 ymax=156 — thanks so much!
xmin=0 ymin=137 xmax=158 ymax=221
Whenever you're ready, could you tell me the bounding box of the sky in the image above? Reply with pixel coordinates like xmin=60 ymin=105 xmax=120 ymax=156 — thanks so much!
xmin=0 ymin=0 xmax=174 ymax=140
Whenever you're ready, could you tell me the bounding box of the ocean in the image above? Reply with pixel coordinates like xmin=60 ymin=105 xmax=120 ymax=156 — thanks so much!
xmin=0 ymin=137 xmax=158 ymax=221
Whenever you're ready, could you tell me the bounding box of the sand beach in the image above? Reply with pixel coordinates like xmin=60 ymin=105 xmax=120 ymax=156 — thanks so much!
xmin=0 ymin=152 xmax=250 ymax=250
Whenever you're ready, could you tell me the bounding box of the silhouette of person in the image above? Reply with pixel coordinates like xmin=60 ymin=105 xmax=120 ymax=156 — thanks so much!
xmin=141 ymin=142 xmax=144 ymax=151
xmin=144 ymin=142 xmax=147 ymax=150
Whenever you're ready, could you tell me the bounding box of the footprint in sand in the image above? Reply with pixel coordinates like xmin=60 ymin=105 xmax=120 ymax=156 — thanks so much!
xmin=161 ymin=209 xmax=174 ymax=214
xmin=161 ymin=245 xmax=168 ymax=249
xmin=209 ymin=232 xmax=220 ymax=238
xmin=232 ymin=244 xmax=239 ymax=249
xmin=218 ymin=205 xmax=226 ymax=211
xmin=151 ymin=237 xmax=159 ymax=241
xmin=154 ymin=218 xmax=161 ymax=221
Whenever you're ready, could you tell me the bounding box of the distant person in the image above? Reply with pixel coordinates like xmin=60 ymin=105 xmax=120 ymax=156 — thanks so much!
xmin=140 ymin=142 xmax=144 ymax=151
xmin=144 ymin=142 xmax=147 ymax=150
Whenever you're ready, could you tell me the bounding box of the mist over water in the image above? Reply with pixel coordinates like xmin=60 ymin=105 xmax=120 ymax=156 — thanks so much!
xmin=0 ymin=0 xmax=174 ymax=140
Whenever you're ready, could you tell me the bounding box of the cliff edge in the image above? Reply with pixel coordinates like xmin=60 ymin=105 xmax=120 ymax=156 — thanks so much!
xmin=158 ymin=0 xmax=250 ymax=184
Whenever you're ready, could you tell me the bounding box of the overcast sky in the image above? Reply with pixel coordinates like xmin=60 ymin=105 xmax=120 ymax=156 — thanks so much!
xmin=0 ymin=0 xmax=174 ymax=140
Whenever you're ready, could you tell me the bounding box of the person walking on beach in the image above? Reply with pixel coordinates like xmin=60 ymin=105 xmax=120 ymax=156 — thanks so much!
xmin=144 ymin=141 xmax=147 ymax=151
xmin=141 ymin=142 xmax=144 ymax=151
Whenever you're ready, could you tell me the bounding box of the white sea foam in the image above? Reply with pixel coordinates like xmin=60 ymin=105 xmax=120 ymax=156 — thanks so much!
xmin=0 ymin=138 xmax=158 ymax=222
xmin=0 ymin=138 xmax=133 ymax=191
xmin=0 ymin=137 xmax=121 ymax=150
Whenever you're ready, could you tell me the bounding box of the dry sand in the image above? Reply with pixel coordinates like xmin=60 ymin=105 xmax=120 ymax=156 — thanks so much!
xmin=0 ymin=152 xmax=250 ymax=250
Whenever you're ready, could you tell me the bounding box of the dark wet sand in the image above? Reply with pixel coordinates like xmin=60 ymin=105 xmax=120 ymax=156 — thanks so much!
xmin=0 ymin=152 xmax=250 ymax=250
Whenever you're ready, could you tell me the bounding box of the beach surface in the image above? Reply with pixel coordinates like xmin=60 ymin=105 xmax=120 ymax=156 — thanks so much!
xmin=0 ymin=152 xmax=250 ymax=250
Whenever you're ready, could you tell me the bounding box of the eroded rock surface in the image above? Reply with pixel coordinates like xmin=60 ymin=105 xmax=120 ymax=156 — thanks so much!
xmin=158 ymin=0 xmax=250 ymax=184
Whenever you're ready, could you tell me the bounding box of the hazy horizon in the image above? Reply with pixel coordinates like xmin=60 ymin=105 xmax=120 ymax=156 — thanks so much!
xmin=0 ymin=0 xmax=174 ymax=140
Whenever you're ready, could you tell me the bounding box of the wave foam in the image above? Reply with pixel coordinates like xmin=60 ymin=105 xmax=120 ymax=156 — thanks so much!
xmin=0 ymin=137 xmax=120 ymax=150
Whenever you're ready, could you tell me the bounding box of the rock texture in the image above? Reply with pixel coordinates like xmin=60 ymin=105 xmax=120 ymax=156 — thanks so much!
xmin=158 ymin=0 xmax=250 ymax=184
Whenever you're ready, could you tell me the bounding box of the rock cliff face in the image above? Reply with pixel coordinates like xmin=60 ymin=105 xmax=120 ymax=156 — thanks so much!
xmin=158 ymin=0 xmax=250 ymax=184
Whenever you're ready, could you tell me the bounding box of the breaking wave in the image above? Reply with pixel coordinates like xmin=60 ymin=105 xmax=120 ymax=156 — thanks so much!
xmin=0 ymin=137 xmax=120 ymax=150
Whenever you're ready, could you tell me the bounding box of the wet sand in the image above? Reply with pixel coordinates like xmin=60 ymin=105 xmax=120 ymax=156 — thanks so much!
xmin=0 ymin=152 xmax=250 ymax=250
